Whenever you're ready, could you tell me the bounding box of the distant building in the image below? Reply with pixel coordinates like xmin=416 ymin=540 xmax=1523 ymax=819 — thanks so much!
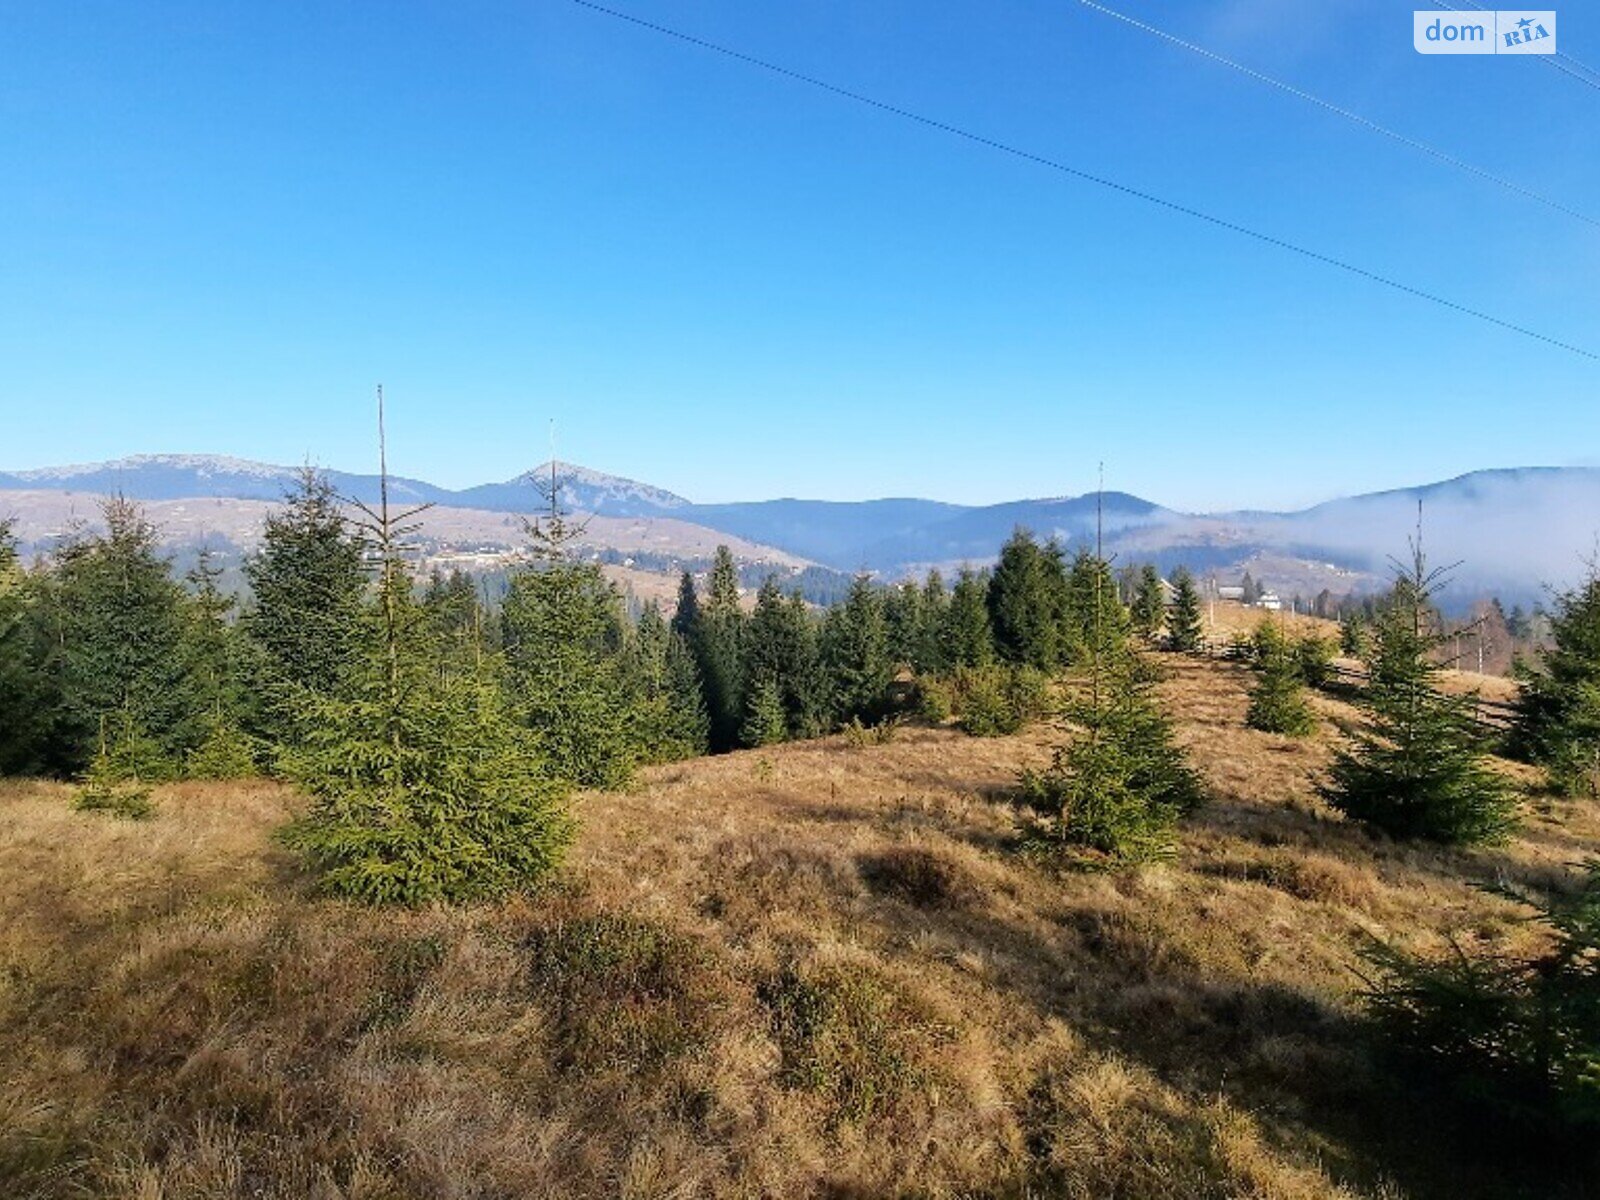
xmin=1216 ymin=585 xmax=1245 ymax=602
xmin=1258 ymin=591 xmax=1283 ymax=612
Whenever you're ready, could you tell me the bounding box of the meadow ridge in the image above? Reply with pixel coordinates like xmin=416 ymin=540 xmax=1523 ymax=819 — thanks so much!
xmin=3 ymin=653 xmax=1589 ymax=1200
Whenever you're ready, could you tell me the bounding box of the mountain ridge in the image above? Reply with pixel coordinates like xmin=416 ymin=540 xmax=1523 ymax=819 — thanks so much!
xmin=4 ymin=454 xmax=1597 ymax=605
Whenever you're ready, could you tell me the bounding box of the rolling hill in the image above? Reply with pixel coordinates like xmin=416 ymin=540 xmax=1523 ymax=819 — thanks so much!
xmin=4 ymin=454 xmax=1597 ymax=606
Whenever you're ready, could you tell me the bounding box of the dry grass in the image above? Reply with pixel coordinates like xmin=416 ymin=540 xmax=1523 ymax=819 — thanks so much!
xmin=3 ymin=657 xmax=1596 ymax=1199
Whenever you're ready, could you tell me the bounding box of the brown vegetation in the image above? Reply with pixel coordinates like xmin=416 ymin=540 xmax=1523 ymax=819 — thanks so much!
xmin=2 ymin=657 xmax=1593 ymax=1198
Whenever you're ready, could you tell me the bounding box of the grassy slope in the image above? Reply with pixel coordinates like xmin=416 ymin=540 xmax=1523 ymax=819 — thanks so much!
xmin=1 ymin=657 xmax=1595 ymax=1199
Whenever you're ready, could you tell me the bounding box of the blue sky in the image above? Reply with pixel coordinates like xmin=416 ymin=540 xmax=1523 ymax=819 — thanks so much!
xmin=2 ymin=1 xmax=1595 ymax=510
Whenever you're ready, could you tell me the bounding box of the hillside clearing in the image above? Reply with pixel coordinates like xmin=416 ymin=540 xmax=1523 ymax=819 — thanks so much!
xmin=1 ymin=656 xmax=1592 ymax=1199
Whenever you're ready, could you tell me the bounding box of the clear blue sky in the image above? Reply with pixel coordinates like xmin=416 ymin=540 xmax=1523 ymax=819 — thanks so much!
xmin=2 ymin=1 xmax=1595 ymax=510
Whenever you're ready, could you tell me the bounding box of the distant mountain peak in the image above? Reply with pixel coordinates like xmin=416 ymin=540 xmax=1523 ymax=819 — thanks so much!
xmin=511 ymin=460 xmax=691 ymax=510
xmin=8 ymin=452 xmax=299 ymax=483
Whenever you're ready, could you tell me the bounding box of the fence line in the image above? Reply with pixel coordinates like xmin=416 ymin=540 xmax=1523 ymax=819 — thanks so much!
xmin=1195 ymin=639 xmax=1519 ymax=732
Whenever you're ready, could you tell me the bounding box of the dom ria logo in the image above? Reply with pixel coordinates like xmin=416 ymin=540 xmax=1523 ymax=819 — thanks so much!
xmin=1414 ymin=10 xmax=1556 ymax=54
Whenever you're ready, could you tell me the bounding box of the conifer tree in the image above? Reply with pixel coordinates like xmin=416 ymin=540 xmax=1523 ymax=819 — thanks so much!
xmin=1017 ymin=629 xmax=1202 ymax=863
xmin=503 ymin=558 xmax=636 ymax=789
xmin=821 ymin=573 xmax=892 ymax=726
xmin=1063 ymin=550 xmax=1130 ymax=663
xmin=1510 ymin=566 xmax=1600 ymax=796
xmin=243 ymin=468 xmax=366 ymax=719
xmin=1130 ymin=564 xmax=1166 ymax=643
xmin=744 ymin=575 xmax=823 ymax=741
xmin=946 ymin=568 xmax=995 ymax=668
xmin=1323 ymin=548 xmax=1518 ymax=843
xmin=884 ymin=580 xmax=925 ymax=669
xmin=1365 ymin=859 xmax=1600 ymax=1144
xmin=626 ymin=602 xmax=709 ymax=762
xmin=692 ymin=546 xmax=747 ymax=752
xmin=670 ymin=570 xmax=701 ymax=641
xmin=282 ymin=392 xmax=573 ymax=904
xmin=918 ymin=569 xmax=951 ymax=675
xmin=988 ymin=529 xmax=1064 ymax=669
xmin=50 ymin=496 xmax=200 ymax=775
xmin=181 ymin=548 xmax=258 ymax=778
xmin=422 ymin=566 xmax=489 ymax=672
xmin=740 ymin=676 xmax=788 ymax=748
xmin=1166 ymin=568 xmax=1204 ymax=652
xmin=1340 ymin=612 xmax=1368 ymax=657
xmin=1247 ymin=619 xmax=1316 ymax=736
xmin=0 ymin=521 xmax=54 ymax=775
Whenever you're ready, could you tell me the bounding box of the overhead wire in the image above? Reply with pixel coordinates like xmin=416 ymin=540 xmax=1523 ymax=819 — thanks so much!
xmin=568 ymin=0 xmax=1597 ymax=361
xmin=1075 ymin=0 xmax=1597 ymax=228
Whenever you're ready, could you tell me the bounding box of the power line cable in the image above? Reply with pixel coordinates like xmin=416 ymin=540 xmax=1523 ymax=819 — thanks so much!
xmin=568 ymin=0 xmax=1597 ymax=361
xmin=1430 ymin=0 xmax=1600 ymax=92
xmin=1076 ymin=0 xmax=1597 ymax=227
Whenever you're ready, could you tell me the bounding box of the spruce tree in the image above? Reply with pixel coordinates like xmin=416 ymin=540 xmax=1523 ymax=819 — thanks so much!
xmin=1130 ymin=564 xmax=1165 ymax=643
xmin=626 ymin=602 xmax=709 ymax=762
xmin=987 ymin=528 xmax=1063 ymax=669
xmin=1365 ymin=859 xmax=1600 ymax=1144
xmin=1510 ymin=566 xmax=1600 ymax=797
xmin=946 ymin=568 xmax=995 ymax=668
xmin=242 ymin=468 xmax=366 ymax=726
xmin=422 ymin=566 xmax=489 ymax=672
xmin=821 ymin=573 xmax=892 ymax=726
xmin=1063 ymin=550 xmax=1130 ymax=663
xmin=918 ymin=569 xmax=951 ymax=675
xmin=692 ymin=547 xmax=747 ymax=752
xmin=1166 ymin=568 xmax=1204 ymax=652
xmin=1017 ymin=646 xmax=1202 ymax=864
xmin=503 ymin=560 xmax=637 ymax=789
xmin=0 ymin=521 xmax=54 ymax=775
xmin=284 ymin=567 xmax=573 ymax=903
xmin=1322 ymin=550 xmax=1518 ymax=843
xmin=282 ymin=395 xmax=573 ymax=904
xmin=1247 ymin=620 xmax=1316 ymax=736
xmin=50 ymin=497 xmax=201 ymax=776
xmin=884 ymin=580 xmax=925 ymax=669
xmin=744 ymin=575 xmax=823 ymax=740
xmin=181 ymin=549 xmax=258 ymax=778
xmin=740 ymin=676 xmax=788 ymax=748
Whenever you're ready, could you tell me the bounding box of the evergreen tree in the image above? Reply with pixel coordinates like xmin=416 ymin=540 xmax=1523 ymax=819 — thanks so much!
xmin=1247 ymin=620 xmax=1316 ymax=736
xmin=987 ymin=529 xmax=1064 ymax=669
xmin=1063 ymin=550 xmax=1130 ymax=663
xmin=918 ymin=569 xmax=951 ymax=675
xmin=821 ymin=574 xmax=892 ymax=726
xmin=0 ymin=521 xmax=54 ymax=775
xmin=1322 ymin=550 xmax=1518 ymax=843
xmin=1017 ymin=646 xmax=1203 ymax=864
xmin=740 ymin=675 xmax=788 ymax=748
xmin=670 ymin=570 xmax=701 ymax=641
xmin=744 ymin=576 xmax=824 ymax=740
xmin=502 ymin=560 xmax=637 ymax=789
xmin=1130 ymin=564 xmax=1165 ymax=643
xmin=946 ymin=568 xmax=995 ymax=668
xmin=1365 ymin=859 xmax=1600 ymax=1146
xmin=884 ymin=580 xmax=925 ymax=669
xmin=285 ymin=568 xmax=573 ymax=903
xmin=422 ymin=566 xmax=488 ymax=673
xmin=1166 ymin=568 xmax=1204 ymax=652
xmin=626 ymin=602 xmax=709 ymax=762
xmin=1510 ymin=566 xmax=1600 ymax=796
xmin=1340 ymin=611 xmax=1368 ymax=657
xmin=49 ymin=497 xmax=201 ymax=775
xmin=242 ymin=468 xmax=366 ymax=724
xmin=692 ymin=547 xmax=747 ymax=752
xmin=181 ymin=548 xmax=258 ymax=778
xmin=282 ymin=399 xmax=574 ymax=904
